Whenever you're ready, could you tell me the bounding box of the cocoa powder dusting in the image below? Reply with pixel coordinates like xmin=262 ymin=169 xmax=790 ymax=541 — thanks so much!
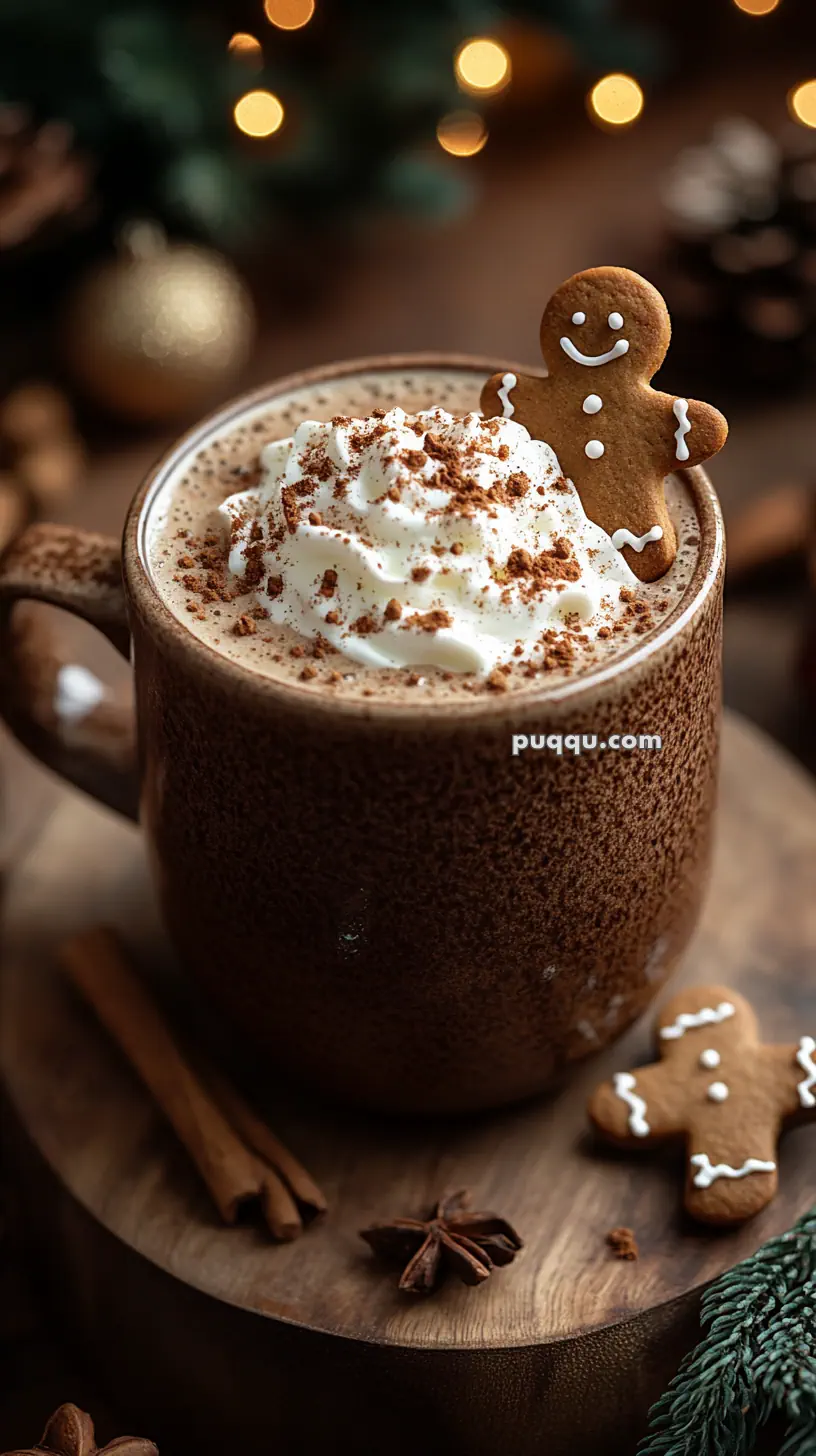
xmin=148 ymin=383 xmax=697 ymax=699
xmin=281 ymin=485 xmax=300 ymax=534
xmin=404 ymin=609 xmax=453 ymax=633
xmin=350 ymin=614 xmax=378 ymax=636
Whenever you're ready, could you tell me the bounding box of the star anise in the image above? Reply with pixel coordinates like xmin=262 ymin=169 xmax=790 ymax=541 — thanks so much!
xmin=360 ymin=1189 xmax=523 ymax=1296
xmin=1 ymin=1403 xmax=158 ymax=1456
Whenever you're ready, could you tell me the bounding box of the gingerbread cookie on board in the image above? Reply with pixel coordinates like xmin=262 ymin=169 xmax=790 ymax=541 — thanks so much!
xmin=481 ymin=266 xmax=728 ymax=582
xmin=589 ymin=987 xmax=816 ymax=1226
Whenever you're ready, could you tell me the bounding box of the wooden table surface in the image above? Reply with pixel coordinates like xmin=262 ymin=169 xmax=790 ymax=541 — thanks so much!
xmin=4 ymin=714 xmax=816 ymax=1456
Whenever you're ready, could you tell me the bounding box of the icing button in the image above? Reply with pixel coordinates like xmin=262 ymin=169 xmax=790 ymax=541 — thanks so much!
xmin=582 ymin=394 xmax=603 ymax=415
xmin=585 ymin=440 xmax=605 ymax=459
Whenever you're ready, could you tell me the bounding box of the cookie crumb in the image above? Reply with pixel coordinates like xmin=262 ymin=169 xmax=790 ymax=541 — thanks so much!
xmin=606 ymin=1226 xmax=638 ymax=1261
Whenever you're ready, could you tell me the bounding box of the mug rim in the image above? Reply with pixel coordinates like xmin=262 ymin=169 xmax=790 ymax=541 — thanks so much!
xmin=123 ymin=351 xmax=725 ymax=723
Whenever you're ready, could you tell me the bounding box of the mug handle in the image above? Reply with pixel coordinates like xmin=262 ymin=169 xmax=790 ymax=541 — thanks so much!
xmin=0 ymin=523 xmax=138 ymax=820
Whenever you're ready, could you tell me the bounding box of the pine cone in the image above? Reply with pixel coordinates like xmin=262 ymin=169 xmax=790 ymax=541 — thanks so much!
xmin=660 ymin=117 xmax=816 ymax=394
xmin=0 ymin=106 xmax=93 ymax=252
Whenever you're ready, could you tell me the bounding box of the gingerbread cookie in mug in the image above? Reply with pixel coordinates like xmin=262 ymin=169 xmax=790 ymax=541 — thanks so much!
xmin=481 ymin=266 xmax=728 ymax=582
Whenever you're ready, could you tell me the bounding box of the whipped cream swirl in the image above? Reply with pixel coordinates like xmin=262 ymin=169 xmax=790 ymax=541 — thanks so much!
xmin=219 ymin=407 xmax=638 ymax=675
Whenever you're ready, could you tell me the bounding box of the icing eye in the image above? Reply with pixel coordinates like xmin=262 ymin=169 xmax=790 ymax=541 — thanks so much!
xmin=571 ymin=311 xmax=586 ymax=325
xmin=608 ymin=311 xmax=624 ymax=330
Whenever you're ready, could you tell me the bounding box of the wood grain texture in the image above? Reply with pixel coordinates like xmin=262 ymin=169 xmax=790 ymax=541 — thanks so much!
xmin=1 ymin=712 xmax=816 ymax=1455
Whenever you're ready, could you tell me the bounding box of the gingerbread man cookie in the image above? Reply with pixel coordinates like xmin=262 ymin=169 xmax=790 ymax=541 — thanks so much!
xmin=588 ymin=986 xmax=816 ymax=1225
xmin=481 ymin=266 xmax=728 ymax=582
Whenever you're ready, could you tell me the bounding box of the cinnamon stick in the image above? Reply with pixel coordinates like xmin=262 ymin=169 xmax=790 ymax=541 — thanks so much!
xmin=58 ymin=927 xmax=324 ymax=1241
xmin=201 ymin=1063 xmax=327 ymax=1221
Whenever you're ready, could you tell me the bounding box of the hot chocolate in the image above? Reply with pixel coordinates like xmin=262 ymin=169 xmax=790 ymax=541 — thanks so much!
xmin=145 ymin=365 xmax=700 ymax=698
xmin=0 ymin=346 xmax=725 ymax=1113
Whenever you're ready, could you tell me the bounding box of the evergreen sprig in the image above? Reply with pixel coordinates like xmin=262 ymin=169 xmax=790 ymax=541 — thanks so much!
xmin=641 ymin=1207 xmax=816 ymax=1456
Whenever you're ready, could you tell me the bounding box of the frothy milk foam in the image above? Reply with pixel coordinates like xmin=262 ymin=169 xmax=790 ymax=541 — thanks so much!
xmin=145 ymin=366 xmax=700 ymax=700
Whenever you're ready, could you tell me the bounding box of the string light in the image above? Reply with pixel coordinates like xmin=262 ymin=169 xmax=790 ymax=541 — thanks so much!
xmin=789 ymin=79 xmax=816 ymax=128
xmin=228 ymin=33 xmax=263 ymax=66
xmin=732 ymin=0 xmax=781 ymax=12
xmin=588 ymin=74 xmax=644 ymax=129
xmin=263 ymin=0 xmax=315 ymax=30
xmin=454 ymin=38 xmax=511 ymax=96
xmin=437 ymin=111 xmax=488 ymax=158
xmin=234 ymin=90 xmax=285 ymax=138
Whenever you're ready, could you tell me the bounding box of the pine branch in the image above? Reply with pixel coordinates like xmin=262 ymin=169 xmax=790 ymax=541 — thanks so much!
xmin=640 ymin=1208 xmax=816 ymax=1456
xmin=779 ymin=1415 xmax=816 ymax=1456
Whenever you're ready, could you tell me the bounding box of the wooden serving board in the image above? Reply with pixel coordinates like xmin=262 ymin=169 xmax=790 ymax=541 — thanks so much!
xmin=2 ymin=712 xmax=816 ymax=1456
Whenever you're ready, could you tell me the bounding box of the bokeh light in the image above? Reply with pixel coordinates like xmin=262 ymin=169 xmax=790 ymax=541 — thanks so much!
xmin=588 ymin=74 xmax=644 ymax=129
xmin=454 ymin=38 xmax=511 ymax=96
xmin=228 ymin=33 xmax=263 ymax=66
xmin=228 ymin=32 xmax=262 ymax=55
xmin=234 ymin=90 xmax=285 ymax=138
xmin=437 ymin=111 xmax=488 ymax=158
xmin=789 ymin=80 xmax=816 ymax=128
xmin=263 ymin=0 xmax=315 ymax=30
xmin=732 ymin=0 xmax=781 ymax=12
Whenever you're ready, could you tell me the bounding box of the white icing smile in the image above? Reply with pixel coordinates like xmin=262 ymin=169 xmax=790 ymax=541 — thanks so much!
xmin=559 ymin=337 xmax=630 ymax=367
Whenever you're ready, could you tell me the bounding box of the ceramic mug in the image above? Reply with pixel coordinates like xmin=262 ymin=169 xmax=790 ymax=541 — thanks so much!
xmin=0 ymin=355 xmax=724 ymax=1113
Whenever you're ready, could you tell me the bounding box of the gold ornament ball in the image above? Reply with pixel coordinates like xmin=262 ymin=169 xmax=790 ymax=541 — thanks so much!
xmin=63 ymin=234 xmax=256 ymax=423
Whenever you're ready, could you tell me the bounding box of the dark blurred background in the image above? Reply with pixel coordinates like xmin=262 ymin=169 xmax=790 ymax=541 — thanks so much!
xmin=2 ymin=0 xmax=816 ymax=1444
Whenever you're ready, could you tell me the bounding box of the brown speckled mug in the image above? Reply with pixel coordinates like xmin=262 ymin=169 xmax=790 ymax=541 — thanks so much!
xmin=0 ymin=356 xmax=724 ymax=1113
